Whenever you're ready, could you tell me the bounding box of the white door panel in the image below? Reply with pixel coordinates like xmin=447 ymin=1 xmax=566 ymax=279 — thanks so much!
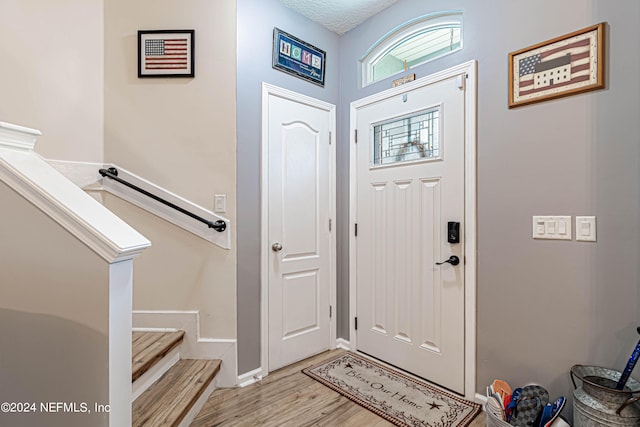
xmin=266 ymin=91 xmax=333 ymax=372
xmin=355 ymin=75 xmax=466 ymax=393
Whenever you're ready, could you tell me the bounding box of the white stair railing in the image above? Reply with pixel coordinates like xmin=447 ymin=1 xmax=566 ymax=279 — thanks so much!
xmin=0 ymin=121 xmax=151 ymax=427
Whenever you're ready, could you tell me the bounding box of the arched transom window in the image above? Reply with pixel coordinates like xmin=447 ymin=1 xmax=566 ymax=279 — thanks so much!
xmin=361 ymin=11 xmax=463 ymax=87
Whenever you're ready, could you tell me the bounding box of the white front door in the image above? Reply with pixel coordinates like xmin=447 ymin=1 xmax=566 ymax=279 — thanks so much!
xmin=263 ymin=84 xmax=335 ymax=372
xmin=354 ymin=70 xmax=468 ymax=393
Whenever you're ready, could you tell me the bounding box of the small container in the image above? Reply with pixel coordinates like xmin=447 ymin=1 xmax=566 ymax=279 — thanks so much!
xmin=571 ymin=364 xmax=640 ymax=426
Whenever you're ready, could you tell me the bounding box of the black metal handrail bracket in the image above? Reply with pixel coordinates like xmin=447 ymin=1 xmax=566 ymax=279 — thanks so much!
xmin=98 ymin=167 xmax=227 ymax=233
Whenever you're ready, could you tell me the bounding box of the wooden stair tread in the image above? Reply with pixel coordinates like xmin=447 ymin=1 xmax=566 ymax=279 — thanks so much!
xmin=132 ymin=331 xmax=185 ymax=382
xmin=133 ymin=359 xmax=221 ymax=427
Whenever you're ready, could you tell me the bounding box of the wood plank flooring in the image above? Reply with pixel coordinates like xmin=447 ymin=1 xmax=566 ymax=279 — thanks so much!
xmin=134 ymin=358 xmax=221 ymax=427
xmin=132 ymin=331 xmax=184 ymax=382
xmin=191 ymin=350 xmax=486 ymax=427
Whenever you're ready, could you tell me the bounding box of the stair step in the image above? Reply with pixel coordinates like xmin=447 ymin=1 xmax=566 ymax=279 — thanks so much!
xmin=132 ymin=359 xmax=221 ymax=427
xmin=132 ymin=331 xmax=185 ymax=382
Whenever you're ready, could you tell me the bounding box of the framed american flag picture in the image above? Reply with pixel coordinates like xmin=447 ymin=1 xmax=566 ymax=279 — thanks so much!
xmin=138 ymin=30 xmax=194 ymax=78
xmin=508 ymin=23 xmax=605 ymax=108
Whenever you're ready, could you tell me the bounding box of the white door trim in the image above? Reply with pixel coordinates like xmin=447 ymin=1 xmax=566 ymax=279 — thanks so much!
xmin=349 ymin=60 xmax=477 ymax=399
xmin=260 ymin=82 xmax=337 ymax=377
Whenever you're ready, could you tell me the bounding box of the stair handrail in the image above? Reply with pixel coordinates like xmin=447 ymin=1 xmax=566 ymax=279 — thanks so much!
xmin=99 ymin=167 xmax=226 ymax=232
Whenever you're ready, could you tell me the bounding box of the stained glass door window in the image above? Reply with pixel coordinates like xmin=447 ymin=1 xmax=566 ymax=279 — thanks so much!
xmin=372 ymin=108 xmax=441 ymax=166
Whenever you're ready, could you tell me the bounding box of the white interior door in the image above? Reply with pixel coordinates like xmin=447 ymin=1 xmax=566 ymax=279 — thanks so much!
xmin=264 ymin=85 xmax=335 ymax=372
xmin=354 ymin=73 xmax=466 ymax=393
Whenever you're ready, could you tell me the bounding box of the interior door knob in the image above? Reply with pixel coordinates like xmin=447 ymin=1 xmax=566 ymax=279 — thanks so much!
xmin=435 ymin=255 xmax=459 ymax=266
xmin=272 ymin=242 xmax=283 ymax=252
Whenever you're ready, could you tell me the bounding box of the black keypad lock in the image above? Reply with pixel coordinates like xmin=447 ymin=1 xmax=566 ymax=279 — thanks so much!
xmin=448 ymin=222 xmax=460 ymax=244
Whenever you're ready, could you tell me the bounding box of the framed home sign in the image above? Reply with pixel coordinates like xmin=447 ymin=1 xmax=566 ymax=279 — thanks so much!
xmin=508 ymin=23 xmax=605 ymax=108
xmin=272 ymin=28 xmax=326 ymax=87
xmin=138 ymin=30 xmax=194 ymax=78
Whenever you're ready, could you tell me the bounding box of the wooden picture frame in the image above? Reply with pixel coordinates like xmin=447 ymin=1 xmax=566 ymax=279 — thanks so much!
xmin=508 ymin=23 xmax=605 ymax=108
xmin=138 ymin=30 xmax=194 ymax=78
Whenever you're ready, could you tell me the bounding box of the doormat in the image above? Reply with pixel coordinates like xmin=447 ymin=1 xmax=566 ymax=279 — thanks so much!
xmin=303 ymin=352 xmax=480 ymax=427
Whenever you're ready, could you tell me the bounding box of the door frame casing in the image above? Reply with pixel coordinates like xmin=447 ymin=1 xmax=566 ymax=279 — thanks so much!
xmin=260 ymin=82 xmax=337 ymax=376
xmin=348 ymin=60 xmax=477 ymax=399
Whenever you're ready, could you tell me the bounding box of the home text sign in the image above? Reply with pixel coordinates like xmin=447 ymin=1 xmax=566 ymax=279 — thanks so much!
xmin=273 ymin=28 xmax=326 ymax=87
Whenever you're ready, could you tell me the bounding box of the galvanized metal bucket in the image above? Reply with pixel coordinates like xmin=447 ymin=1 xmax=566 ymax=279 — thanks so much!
xmin=571 ymin=365 xmax=640 ymax=426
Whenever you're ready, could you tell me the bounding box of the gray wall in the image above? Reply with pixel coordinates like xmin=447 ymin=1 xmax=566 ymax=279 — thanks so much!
xmin=236 ymin=0 xmax=340 ymax=374
xmin=237 ymin=0 xmax=640 ymax=408
xmin=338 ymin=0 xmax=640 ymax=405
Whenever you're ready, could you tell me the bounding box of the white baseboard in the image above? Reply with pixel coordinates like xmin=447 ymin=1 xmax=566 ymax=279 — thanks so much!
xmin=236 ymin=340 xmax=349 ymax=389
xmin=475 ymin=393 xmax=488 ymax=405
xmin=133 ymin=310 xmax=237 ymax=387
xmin=237 ymin=367 xmax=263 ymax=388
xmin=336 ymin=338 xmax=351 ymax=350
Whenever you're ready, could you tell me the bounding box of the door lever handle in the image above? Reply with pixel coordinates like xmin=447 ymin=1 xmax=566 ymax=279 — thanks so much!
xmin=435 ymin=255 xmax=460 ymax=266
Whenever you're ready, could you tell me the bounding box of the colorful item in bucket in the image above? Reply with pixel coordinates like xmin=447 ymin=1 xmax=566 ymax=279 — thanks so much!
xmin=505 ymin=387 xmax=522 ymax=421
xmin=492 ymin=378 xmax=513 ymax=404
xmin=616 ymin=325 xmax=640 ymax=390
xmin=539 ymin=396 xmax=566 ymax=427
xmin=487 ymin=379 xmax=512 ymax=420
xmin=487 ymin=379 xmax=566 ymax=426
xmin=486 ymin=391 xmax=507 ymax=421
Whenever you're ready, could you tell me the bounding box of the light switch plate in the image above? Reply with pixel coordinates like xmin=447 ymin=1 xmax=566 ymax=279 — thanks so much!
xmin=214 ymin=194 xmax=226 ymax=213
xmin=533 ymin=215 xmax=572 ymax=240
xmin=575 ymin=216 xmax=596 ymax=242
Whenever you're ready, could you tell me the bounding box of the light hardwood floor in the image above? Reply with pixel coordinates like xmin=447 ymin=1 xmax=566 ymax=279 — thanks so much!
xmin=192 ymin=350 xmax=486 ymax=426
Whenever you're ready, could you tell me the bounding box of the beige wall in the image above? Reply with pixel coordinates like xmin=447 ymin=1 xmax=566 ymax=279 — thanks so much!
xmin=1 ymin=0 xmax=237 ymax=340
xmin=104 ymin=195 xmax=236 ymax=338
xmin=0 ymin=0 xmax=104 ymax=162
xmin=0 ymin=182 xmax=110 ymax=334
xmin=0 ymin=182 xmax=109 ymax=427
xmin=104 ymin=0 xmax=237 ymax=339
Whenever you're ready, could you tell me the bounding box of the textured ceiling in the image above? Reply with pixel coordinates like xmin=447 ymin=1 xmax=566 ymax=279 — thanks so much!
xmin=278 ymin=0 xmax=400 ymax=35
